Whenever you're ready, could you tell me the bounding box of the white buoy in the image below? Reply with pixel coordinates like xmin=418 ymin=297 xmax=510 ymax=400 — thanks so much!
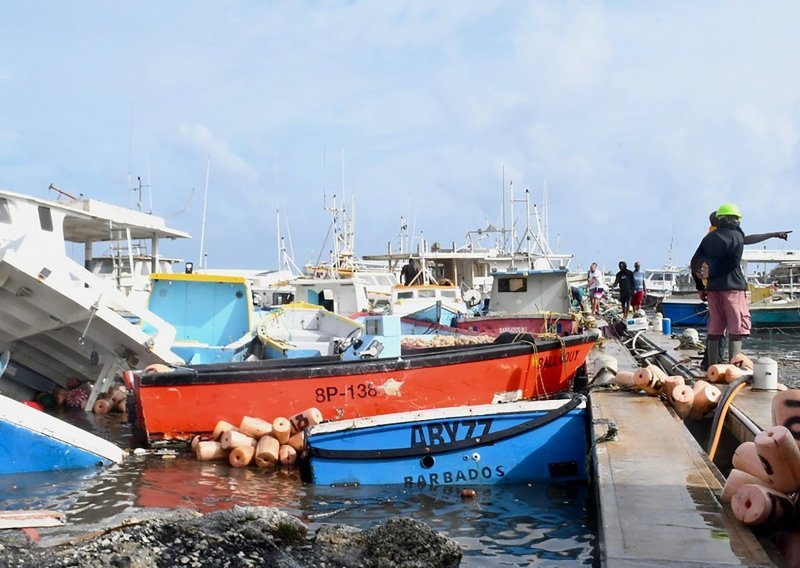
xmin=753 ymin=357 xmax=778 ymax=391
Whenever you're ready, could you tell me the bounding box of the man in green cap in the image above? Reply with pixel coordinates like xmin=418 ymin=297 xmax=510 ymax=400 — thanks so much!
xmin=690 ymin=203 xmax=791 ymax=368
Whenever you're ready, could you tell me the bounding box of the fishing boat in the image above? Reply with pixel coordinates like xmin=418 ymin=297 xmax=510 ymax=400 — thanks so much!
xmin=454 ymin=268 xmax=581 ymax=336
xmin=0 ymin=393 xmax=124 ymax=474
xmin=126 ymin=329 xmax=599 ymax=444
xmin=390 ymin=285 xmax=467 ymax=325
xmin=301 ymin=395 xmax=587 ymax=486
xmin=661 ymin=294 xmax=800 ymax=329
xmin=145 ymin=272 xmax=264 ymax=365
xmin=255 ymin=302 xmax=365 ymax=359
xmin=0 ymin=187 xmax=187 ymax=410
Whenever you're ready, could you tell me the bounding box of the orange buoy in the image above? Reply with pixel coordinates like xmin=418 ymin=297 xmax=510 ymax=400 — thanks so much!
xmin=724 ymin=365 xmax=753 ymax=384
xmin=663 ymin=376 xmax=685 ymax=402
xmin=290 ymin=408 xmax=324 ymax=432
xmin=633 ymin=367 xmax=652 ymax=389
xmin=707 ymin=364 xmax=736 ymax=383
xmin=287 ymin=431 xmax=306 ymax=453
xmin=228 ymin=446 xmax=256 ymax=468
xmin=771 ymin=389 xmax=800 ymax=442
xmin=645 ymin=364 xmax=668 ymax=382
xmin=613 ymin=370 xmax=636 ymax=388
xmin=687 ymin=381 xmax=721 ymax=420
xmin=272 ymin=417 xmax=292 ymax=444
xmin=212 ymin=420 xmax=238 ymax=441
xmin=721 ymin=469 xmax=767 ymax=503
xmin=144 ymin=363 xmax=172 ymax=374
xmin=731 ymin=484 xmax=796 ymax=530
xmin=278 ymin=444 xmax=297 ymax=465
xmin=110 ymin=388 xmax=127 ymax=404
xmin=460 ymin=489 xmax=477 ymax=499
xmin=196 ymin=440 xmax=229 ymax=461
xmin=93 ymin=398 xmax=114 ymax=414
xmin=239 ymin=416 xmax=273 ymax=439
xmin=255 ymin=435 xmax=280 ymax=466
xmin=670 ymin=385 xmax=694 ymax=420
xmin=732 ymin=441 xmax=769 ymax=482
xmin=115 ymin=399 xmax=127 ymax=414
xmin=778 ymin=383 xmax=788 ymax=391
xmin=191 ymin=434 xmax=211 ymax=451
xmin=730 ymin=352 xmax=754 ymax=370
xmin=220 ymin=430 xmax=257 ymax=451
xmin=754 ymin=425 xmax=800 ymax=493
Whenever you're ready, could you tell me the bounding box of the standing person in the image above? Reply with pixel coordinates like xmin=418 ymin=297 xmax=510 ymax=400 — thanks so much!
xmin=611 ymin=261 xmax=636 ymax=319
xmin=631 ymin=261 xmax=647 ymax=314
xmin=587 ymin=262 xmax=605 ymax=315
xmin=690 ymin=203 xmax=791 ymax=367
xmin=400 ymin=258 xmax=419 ymax=286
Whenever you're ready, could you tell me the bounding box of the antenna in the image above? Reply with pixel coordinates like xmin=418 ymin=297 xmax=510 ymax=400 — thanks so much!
xmin=198 ymin=154 xmax=211 ymax=269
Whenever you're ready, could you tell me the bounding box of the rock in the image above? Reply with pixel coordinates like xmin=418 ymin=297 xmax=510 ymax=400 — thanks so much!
xmin=0 ymin=507 xmax=461 ymax=568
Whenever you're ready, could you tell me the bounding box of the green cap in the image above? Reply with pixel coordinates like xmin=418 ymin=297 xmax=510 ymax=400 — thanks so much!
xmin=715 ymin=203 xmax=742 ymax=219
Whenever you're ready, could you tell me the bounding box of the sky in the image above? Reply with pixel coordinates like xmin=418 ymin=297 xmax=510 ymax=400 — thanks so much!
xmin=1 ymin=1 xmax=798 ymax=274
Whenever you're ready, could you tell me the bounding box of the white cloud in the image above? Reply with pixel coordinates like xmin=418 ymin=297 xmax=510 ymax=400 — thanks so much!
xmin=175 ymin=123 xmax=257 ymax=181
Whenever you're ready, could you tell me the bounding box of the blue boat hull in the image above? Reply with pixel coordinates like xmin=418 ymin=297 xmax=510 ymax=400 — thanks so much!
xmin=303 ymin=397 xmax=587 ymax=486
xmin=0 ymin=395 xmax=124 ymax=475
xmin=661 ymin=296 xmax=800 ymax=328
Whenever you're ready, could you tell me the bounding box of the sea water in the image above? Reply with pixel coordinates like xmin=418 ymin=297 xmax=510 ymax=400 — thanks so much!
xmin=0 ymin=412 xmax=597 ymax=567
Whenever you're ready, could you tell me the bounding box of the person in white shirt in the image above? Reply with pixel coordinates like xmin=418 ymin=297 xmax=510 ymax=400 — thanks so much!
xmin=587 ymin=262 xmax=605 ymax=315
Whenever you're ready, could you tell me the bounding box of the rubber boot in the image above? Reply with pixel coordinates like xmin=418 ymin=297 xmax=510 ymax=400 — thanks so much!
xmin=729 ymin=338 xmax=743 ymax=364
xmin=707 ymin=338 xmax=721 ymax=368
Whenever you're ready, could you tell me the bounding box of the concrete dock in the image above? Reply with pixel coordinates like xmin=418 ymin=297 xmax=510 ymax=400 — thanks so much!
xmin=588 ymin=330 xmax=778 ymax=567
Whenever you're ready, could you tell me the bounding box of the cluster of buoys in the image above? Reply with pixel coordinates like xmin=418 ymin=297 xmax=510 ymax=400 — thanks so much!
xmin=723 ymin=389 xmax=800 ymax=563
xmin=401 ymin=334 xmax=494 ymax=348
xmin=92 ymin=384 xmax=128 ymax=414
xmin=614 ymin=363 xmax=721 ymax=420
xmin=612 ymin=357 xmax=762 ymax=420
xmin=192 ymin=407 xmax=324 ymax=469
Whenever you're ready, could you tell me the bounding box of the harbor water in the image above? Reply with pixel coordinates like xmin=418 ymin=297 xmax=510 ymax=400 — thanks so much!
xmin=5 ymin=328 xmax=797 ymax=566
xmin=0 ymin=411 xmax=597 ymax=567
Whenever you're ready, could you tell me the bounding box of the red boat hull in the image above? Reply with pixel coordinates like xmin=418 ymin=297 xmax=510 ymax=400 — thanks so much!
xmin=455 ymin=315 xmax=580 ymax=337
xmin=129 ymin=333 xmax=597 ymax=443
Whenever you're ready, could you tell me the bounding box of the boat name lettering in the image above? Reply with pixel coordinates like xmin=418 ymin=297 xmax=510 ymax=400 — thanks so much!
xmin=410 ymin=419 xmax=493 ymax=448
xmin=404 ymin=466 xmax=505 ymax=486
xmin=315 ymin=383 xmax=378 ymax=403
xmin=535 ymin=350 xmax=578 ymax=368
xmin=499 ymin=326 xmax=527 ymax=334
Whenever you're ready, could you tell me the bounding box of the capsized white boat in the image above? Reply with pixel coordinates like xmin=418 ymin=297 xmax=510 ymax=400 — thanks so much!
xmin=0 ymin=188 xmax=185 ymax=408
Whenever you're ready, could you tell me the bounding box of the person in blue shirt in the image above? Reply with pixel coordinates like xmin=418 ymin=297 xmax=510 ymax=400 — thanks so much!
xmin=631 ymin=261 xmax=646 ymax=314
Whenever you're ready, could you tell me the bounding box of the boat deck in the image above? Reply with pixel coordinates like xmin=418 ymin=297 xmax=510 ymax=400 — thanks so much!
xmin=588 ymin=330 xmax=777 ymax=567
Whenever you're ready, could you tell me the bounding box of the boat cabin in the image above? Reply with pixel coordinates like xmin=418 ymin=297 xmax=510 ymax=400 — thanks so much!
xmin=486 ymin=268 xmax=572 ymax=315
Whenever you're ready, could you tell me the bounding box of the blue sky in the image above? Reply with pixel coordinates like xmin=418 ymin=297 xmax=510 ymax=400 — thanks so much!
xmin=1 ymin=2 xmax=797 ymax=273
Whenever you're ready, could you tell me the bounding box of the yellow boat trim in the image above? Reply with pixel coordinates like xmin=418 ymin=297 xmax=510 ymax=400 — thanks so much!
xmin=150 ymin=273 xmax=250 ymax=285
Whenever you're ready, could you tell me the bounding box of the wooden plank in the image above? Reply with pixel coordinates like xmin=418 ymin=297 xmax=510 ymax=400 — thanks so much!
xmin=0 ymin=510 xmax=65 ymax=530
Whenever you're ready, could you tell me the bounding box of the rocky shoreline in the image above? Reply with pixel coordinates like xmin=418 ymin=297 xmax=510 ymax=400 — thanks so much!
xmin=0 ymin=506 xmax=462 ymax=568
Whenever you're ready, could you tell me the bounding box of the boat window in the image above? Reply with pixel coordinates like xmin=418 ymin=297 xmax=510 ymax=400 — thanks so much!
xmin=376 ymin=275 xmax=392 ymax=286
xmin=397 ymin=291 xmax=414 ymax=299
xmin=0 ymin=198 xmax=10 ymax=224
xmin=651 ymin=274 xmax=664 ymax=282
xmin=418 ymin=289 xmax=436 ymax=298
xmin=498 ymin=277 xmax=527 ymax=293
xmin=441 ymin=290 xmax=457 ymax=298
xmin=38 ymin=206 xmax=53 ymax=231
xmin=665 ymin=274 xmax=673 ymax=281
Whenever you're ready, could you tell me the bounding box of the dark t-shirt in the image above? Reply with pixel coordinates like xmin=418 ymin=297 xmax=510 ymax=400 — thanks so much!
xmin=690 ymin=225 xmax=746 ymax=291
xmin=614 ymin=269 xmax=635 ymax=295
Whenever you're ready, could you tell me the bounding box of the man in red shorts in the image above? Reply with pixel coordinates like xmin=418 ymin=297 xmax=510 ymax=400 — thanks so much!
xmin=631 ymin=261 xmax=646 ymax=313
xmin=690 ymin=203 xmax=791 ymax=367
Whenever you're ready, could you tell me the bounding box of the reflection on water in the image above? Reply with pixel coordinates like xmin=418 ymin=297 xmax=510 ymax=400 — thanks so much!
xmin=0 ymin=413 xmax=596 ymax=567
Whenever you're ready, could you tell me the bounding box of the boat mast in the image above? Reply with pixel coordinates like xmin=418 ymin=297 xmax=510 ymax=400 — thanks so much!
xmin=198 ymin=154 xmax=210 ymax=269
